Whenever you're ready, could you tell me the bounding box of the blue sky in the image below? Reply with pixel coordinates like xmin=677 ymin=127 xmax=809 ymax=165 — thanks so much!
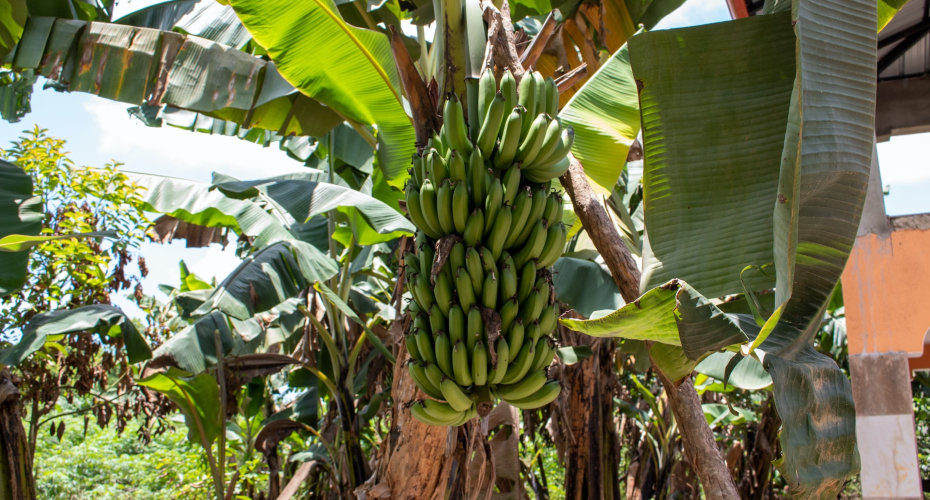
xmin=2 ymin=0 xmax=927 ymax=318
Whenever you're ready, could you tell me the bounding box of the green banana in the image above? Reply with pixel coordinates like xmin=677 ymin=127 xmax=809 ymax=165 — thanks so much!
xmin=406 ymin=183 xmax=442 ymax=239
xmin=536 ymin=222 xmax=566 ymax=268
xmin=543 ymin=191 xmax=561 ymax=225
xmin=469 ymin=146 xmax=486 ymax=206
xmin=523 ymin=156 xmax=571 ymax=183
xmin=477 ymin=92 xmax=506 ymax=157
xmin=465 ymin=247 xmax=484 ymax=296
xmin=434 ymin=270 xmax=454 ymax=317
xmin=404 ymin=252 xmax=421 ymax=277
xmin=431 ymin=131 xmax=447 ymax=157
xmin=428 ymin=148 xmax=449 ymax=183
xmin=413 ymin=154 xmax=426 ymax=187
xmin=513 ymin=186 xmax=548 ymax=248
xmin=487 ymin=206 xmax=512 ymax=261
xmin=413 ymin=314 xmax=429 ymax=335
xmin=416 ymin=329 xmax=436 ymax=363
xmin=410 ymin=401 xmax=461 ymax=426
xmin=436 ymin=179 xmax=456 ymax=234
xmin=531 ymin=336 xmax=556 ymax=372
xmin=409 ymin=166 xmax=420 ymax=190
xmin=452 ymin=180 xmax=470 ymax=234
xmin=472 ymin=340 xmax=488 ymax=386
xmin=405 ymin=332 xmax=422 ymax=361
xmin=452 ymin=339 xmax=473 ymax=387
xmin=545 ymin=76 xmax=558 ymax=117
xmin=467 ymin=306 xmax=483 ymax=353
xmin=434 ymin=331 xmax=454 ymax=378
xmin=538 ymin=304 xmax=558 ymax=336
xmin=500 ymin=256 xmax=517 ymax=300
xmin=514 ymin=113 xmax=550 ymax=165
xmin=504 ymin=187 xmax=531 ymax=249
xmin=506 ymin=319 xmax=525 ymax=361
xmin=466 ymin=77 xmax=481 ymax=141
xmin=519 ymin=289 xmax=545 ymax=324
xmin=407 ymin=298 xmax=422 ymax=315
xmin=448 ymin=305 xmax=466 ymax=344
xmin=428 ymin=303 xmax=447 ymax=335
xmin=502 ymin=165 xmax=521 ymax=206
xmin=424 ymin=361 xmax=445 ymax=389
xmin=530 ymin=126 xmax=574 ymax=171
xmin=450 ymin=242 xmax=466 ymax=272
xmin=487 ymin=336 xmax=508 ymax=385
xmin=418 ymin=242 xmax=434 ymax=277
xmin=422 ymin=399 xmax=465 ymax=423
xmin=419 ymin=179 xmax=444 ymax=237
xmin=533 ymin=72 xmax=546 ymax=122
xmin=450 ymin=403 xmax=478 ymax=426
xmin=500 ymin=70 xmax=517 ymax=114
xmin=444 ymin=94 xmax=473 ymax=155
xmin=409 ymin=361 xmax=445 ymax=400
xmin=484 ymin=178 xmax=503 ymax=236
xmin=448 ymin=149 xmax=467 ymax=183
xmin=526 ymin=321 xmax=541 ymax=344
xmin=497 ymin=369 xmax=548 ymax=401
xmin=513 ymin=219 xmax=547 ymax=268
xmin=482 ymin=270 xmax=498 ymax=309
xmin=463 ymin=209 xmax=484 ymax=247
xmin=500 ymin=340 xmax=534 ymax=384
xmin=479 ymin=246 xmax=499 ymax=278
xmin=517 ymin=73 xmax=536 ymax=138
xmin=493 ymin=107 xmax=524 ymax=169
xmin=477 ymin=70 xmax=496 ymax=132
xmin=440 ymin=377 xmax=474 ymax=411
xmin=454 ymin=267 xmax=477 ymax=312
xmin=414 ymin=274 xmax=435 ymax=312
xmin=499 ymin=297 xmax=519 ymax=336
xmin=505 ymin=379 xmax=561 ymax=409
xmin=531 ymin=118 xmax=563 ymax=169
xmin=517 ymin=261 xmax=536 ymax=304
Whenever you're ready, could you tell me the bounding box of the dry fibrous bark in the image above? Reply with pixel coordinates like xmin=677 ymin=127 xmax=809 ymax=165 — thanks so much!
xmin=0 ymin=369 xmax=37 ymax=500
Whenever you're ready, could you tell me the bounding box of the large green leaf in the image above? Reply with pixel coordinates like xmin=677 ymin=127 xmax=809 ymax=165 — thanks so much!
xmin=194 ymin=240 xmax=339 ymax=320
xmin=214 ymin=177 xmax=415 ymax=245
xmin=0 ymin=159 xmax=41 ymax=295
xmin=8 ymin=18 xmax=341 ymax=138
xmin=560 ymin=37 xmax=640 ymax=194
xmin=0 ymin=0 xmax=26 ymax=60
xmin=137 ymin=367 xmax=221 ymax=449
xmin=0 ymin=305 xmax=152 ymax=366
xmin=228 ymin=0 xmax=416 ymax=187
xmin=560 ymin=279 xmax=747 ymax=358
xmin=551 ymin=257 xmax=624 ymax=318
xmin=150 ymin=311 xmax=236 ymax=374
xmin=129 ymin=172 xmax=293 ymax=247
xmin=695 ymin=351 xmax=772 ymax=390
xmin=878 ymin=0 xmax=909 ymax=32
xmin=0 ymin=231 xmax=115 ymax=251
xmin=629 ymin=13 xmax=795 ymax=299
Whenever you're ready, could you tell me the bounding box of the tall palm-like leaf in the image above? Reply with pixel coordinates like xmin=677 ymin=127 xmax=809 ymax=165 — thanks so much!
xmin=564 ymin=0 xmax=876 ymax=494
xmin=560 ymin=37 xmax=640 ymax=194
xmin=228 ymin=0 xmax=416 ymax=188
xmin=0 ymin=159 xmax=41 ymax=295
xmin=0 ymin=305 xmax=152 ymax=366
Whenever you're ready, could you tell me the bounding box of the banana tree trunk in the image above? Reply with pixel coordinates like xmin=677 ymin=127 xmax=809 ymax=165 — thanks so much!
xmin=558 ymin=156 xmax=739 ymax=499
xmin=557 ymin=325 xmax=622 ymax=500
xmin=0 ymin=369 xmax=36 ymax=500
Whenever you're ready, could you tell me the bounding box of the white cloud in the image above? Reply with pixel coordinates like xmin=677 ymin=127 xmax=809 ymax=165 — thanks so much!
xmin=82 ymin=99 xmax=311 ymax=183
xmin=189 ymin=244 xmax=243 ymax=283
xmin=877 ymin=132 xmax=930 ymax=186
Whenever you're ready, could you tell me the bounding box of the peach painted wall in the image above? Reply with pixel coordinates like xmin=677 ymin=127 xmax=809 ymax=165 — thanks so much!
xmin=842 ymin=226 xmax=930 ymax=356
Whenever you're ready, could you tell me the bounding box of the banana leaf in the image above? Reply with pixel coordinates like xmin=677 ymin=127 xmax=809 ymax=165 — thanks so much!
xmin=551 ymin=257 xmax=625 ymax=318
xmin=0 ymin=305 xmax=152 ymax=366
xmin=8 ymin=18 xmax=341 ymax=138
xmin=194 ymin=240 xmax=338 ymax=320
xmin=560 ymin=36 xmax=640 ymax=194
xmin=137 ymin=367 xmax=221 ymax=449
xmin=0 ymin=0 xmax=26 ymax=60
xmin=0 ymin=159 xmax=41 ymax=295
xmin=695 ymin=351 xmax=772 ymax=390
xmin=228 ymin=0 xmax=416 ymax=188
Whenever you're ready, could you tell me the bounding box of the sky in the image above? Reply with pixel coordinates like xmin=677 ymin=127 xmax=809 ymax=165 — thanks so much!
xmin=2 ymin=0 xmax=927 ymax=319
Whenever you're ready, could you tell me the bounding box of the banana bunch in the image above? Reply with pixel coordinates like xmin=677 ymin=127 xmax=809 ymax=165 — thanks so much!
xmin=401 ymin=68 xmax=572 ymax=426
xmin=403 ymin=234 xmax=562 ymax=426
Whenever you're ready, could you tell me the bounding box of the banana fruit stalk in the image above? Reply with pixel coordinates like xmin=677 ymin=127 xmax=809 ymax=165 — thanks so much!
xmin=402 ymin=69 xmax=572 ymax=427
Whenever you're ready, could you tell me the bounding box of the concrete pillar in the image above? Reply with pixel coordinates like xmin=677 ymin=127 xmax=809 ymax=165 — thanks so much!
xmin=842 ymin=141 xmax=925 ymax=500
